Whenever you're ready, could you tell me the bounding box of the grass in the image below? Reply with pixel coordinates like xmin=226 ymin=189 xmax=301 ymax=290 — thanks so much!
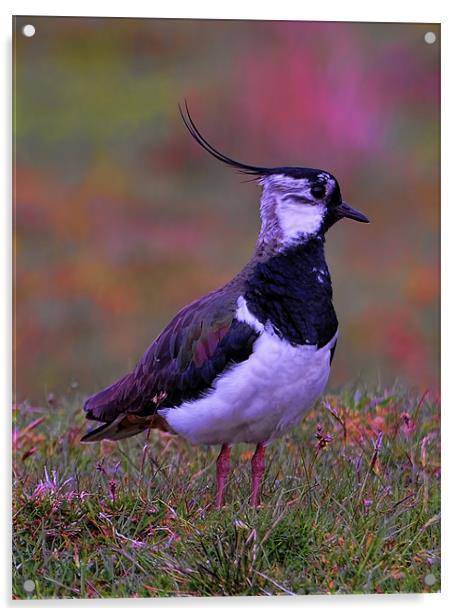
xmin=12 ymin=384 xmax=440 ymax=599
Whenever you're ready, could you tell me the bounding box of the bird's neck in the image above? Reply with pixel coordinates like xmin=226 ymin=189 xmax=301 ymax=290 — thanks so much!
xmin=244 ymin=237 xmax=337 ymax=347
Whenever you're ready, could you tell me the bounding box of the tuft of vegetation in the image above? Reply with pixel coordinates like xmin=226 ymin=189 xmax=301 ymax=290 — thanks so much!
xmin=12 ymin=384 xmax=440 ymax=598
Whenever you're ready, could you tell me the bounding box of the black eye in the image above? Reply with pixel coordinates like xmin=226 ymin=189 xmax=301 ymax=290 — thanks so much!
xmin=310 ymin=185 xmax=326 ymax=199
xmin=288 ymin=195 xmax=310 ymax=204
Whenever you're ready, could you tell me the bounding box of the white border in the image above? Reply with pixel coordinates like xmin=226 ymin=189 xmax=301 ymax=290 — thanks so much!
xmin=0 ymin=1 xmax=446 ymax=21
xmin=2 ymin=1 xmax=458 ymax=613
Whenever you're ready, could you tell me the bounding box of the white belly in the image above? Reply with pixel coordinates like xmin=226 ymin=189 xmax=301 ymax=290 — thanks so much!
xmin=159 ymin=327 xmax=338 ymax=446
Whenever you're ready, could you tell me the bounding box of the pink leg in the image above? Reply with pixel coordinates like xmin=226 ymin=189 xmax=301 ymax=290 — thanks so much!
xmin=250 ymin=443 xmax=266 ymax=508
xmin=215 ymin=444 xmax=231 ymax=509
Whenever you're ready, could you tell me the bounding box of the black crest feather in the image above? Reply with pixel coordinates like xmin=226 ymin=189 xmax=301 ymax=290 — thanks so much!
xmin=179 ymin=101 xmax=338 ymax=184
xmin=179 ymin=101 xmax=272 ymax=177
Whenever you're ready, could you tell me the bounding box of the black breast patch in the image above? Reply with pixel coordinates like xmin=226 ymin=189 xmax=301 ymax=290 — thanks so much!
xmin=244 ymin=239 xmax=338 ymax=348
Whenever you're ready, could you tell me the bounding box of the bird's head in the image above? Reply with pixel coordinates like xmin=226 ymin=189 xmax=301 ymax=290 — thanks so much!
xmin=179 ymin=103 xmax=369 ymax=248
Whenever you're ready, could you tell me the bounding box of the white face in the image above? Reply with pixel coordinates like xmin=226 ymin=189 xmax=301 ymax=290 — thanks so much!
xmin=277 ymin=195 xmax=326 ymax=242
xmin=262 ymin=174 xmax=336 ymax=246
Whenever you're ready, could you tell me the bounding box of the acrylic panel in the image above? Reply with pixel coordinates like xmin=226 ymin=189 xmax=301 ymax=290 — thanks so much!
xmin=13 ymin=16 xmax=440 ymax=599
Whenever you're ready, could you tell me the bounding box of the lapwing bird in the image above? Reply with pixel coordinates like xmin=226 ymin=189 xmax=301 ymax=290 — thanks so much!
xmin=82 ymin=103 xmax=369 ymax=508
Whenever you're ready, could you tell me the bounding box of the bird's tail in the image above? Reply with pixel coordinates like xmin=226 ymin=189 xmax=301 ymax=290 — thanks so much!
xmin=82 ymin=371 xmax=145 ymax=442
xmin=82 ymin=372 xmax=173 ymax=443
xmin=81 ymin=410 xmax=172 ymax=443
xmin=80 ymin=413 xmax=147 ymax=442
xmin=83 ymin=372 xmax=138 ymax=422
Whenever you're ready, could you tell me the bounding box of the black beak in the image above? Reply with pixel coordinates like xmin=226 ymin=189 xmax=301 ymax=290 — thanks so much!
xmin=336 ymin=201 xmax=369 ymax=223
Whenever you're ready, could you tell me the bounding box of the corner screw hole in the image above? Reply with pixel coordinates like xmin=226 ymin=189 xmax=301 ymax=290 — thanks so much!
xmin=22 ymin=24 xmax=36 ymax=38
xmin=23 ymin=579 xmax=35 ymax=592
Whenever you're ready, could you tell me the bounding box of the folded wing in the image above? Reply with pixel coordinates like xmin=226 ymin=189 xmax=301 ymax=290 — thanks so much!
xmin=82 ymin=284 xmax=259 ymax=439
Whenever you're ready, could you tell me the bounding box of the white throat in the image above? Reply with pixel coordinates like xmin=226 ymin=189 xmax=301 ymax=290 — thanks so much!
xmin=275 ymin=196 xmax=325 ymax=245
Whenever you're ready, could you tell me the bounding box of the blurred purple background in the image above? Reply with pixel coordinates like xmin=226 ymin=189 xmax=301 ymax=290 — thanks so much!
xmin=14 ymin=17 xmax=440 ymax=402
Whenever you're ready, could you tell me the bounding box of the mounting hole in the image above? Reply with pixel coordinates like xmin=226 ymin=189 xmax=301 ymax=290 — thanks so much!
xmin=22 ymin=24 xmax=36 ymax=38
xmin=23 ymin=579 xmax=35 ymax=592
xmin=424 ymin=31 xmax=436 ymax=45
xmin=424 ymin=573 xmax=436 ymax=586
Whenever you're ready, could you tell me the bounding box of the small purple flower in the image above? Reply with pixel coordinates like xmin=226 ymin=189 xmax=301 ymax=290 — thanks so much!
xmin=315 ymin=424 xmax=332 ymax=451
xmin=363 ymin=498 xmax=372 ymax=515
xmin=32 ymin=467 xmax=72 ymax=500
xmin=108 ymin=479 xmax=117 ymax=502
